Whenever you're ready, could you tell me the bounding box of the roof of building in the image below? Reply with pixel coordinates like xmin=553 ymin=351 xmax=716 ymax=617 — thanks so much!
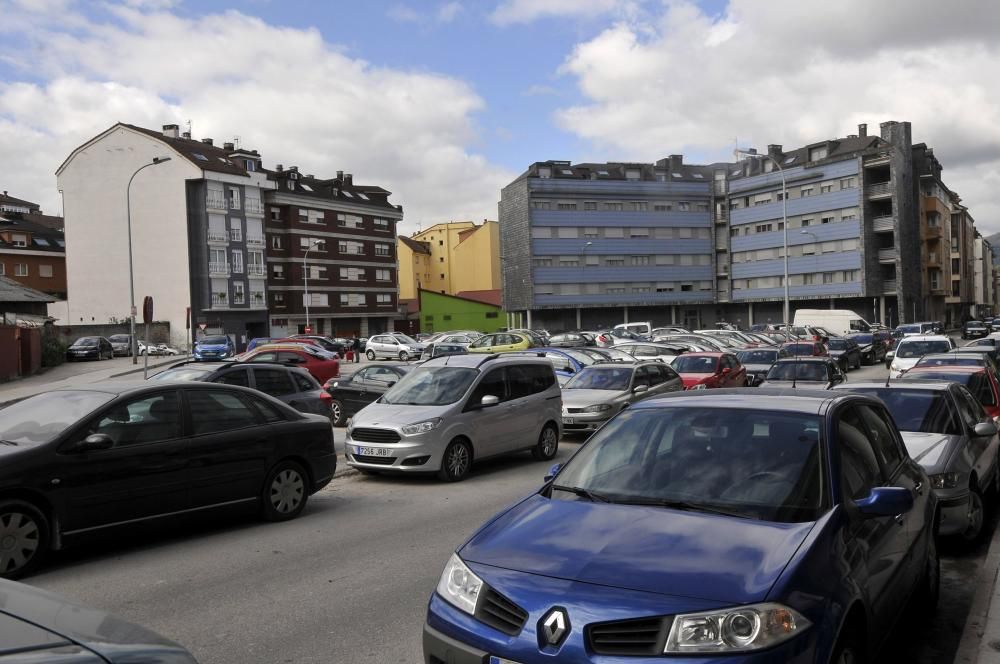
xmin=419 ymin=288 xmax=502 ymax=309
xmin=0 ymin=275 xmax=56 ymax=303
xmin=264 ymin=168 xmax=400 ymax=211
xmin=455 ymin=289 xmax=502 ymax=307
xmin=0 ymin=213 xmax=66 ymax=253
xmin=123 ymin=124 xmax=254 ymax=177
xmin=0 ymin=192 xmax=40 ymax=211
xmin=398 ymin=235 xmax=432 ymax=255
xmin=19 ymin=212 xmax=64 ymax=232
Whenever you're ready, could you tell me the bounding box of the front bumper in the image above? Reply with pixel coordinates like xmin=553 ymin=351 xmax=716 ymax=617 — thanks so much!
xmin=561 ymin=410 xmax=612 ymax=433
xmin=937 ymin=489 xmax=971 ymax=537
xmin=345 ymin=429 xmax=444 ymax=472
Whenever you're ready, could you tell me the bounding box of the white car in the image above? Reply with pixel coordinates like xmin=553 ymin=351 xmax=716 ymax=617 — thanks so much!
xmin=365 ymin=333 xmax=426 ymax=361
xmin=887 ymin=334 xmax=956 ymax=378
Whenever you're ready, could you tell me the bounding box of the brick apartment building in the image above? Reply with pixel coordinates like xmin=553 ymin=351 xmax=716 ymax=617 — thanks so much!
xmin=0 ymin=193 xmax=66 ymax=300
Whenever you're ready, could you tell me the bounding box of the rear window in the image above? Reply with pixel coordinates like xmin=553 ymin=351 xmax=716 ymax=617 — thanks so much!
xmin=848 ymin=388 xmax=961 ymax=435
xmin=897 ymin=340 xmax=952 ymax=358
xmin=826 ymin=339 xmax=848 ymax=350
xmin=200 ymin=336 xmax=229 ymax=345
xmin=737 ymin=350 xmax=778 ymax=364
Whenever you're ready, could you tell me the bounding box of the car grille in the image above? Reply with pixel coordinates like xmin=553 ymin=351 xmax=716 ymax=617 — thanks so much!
xmin=586 ymin=615 xmax=673 ymax=656
xmin=351 ymin=428 xmax=402 ymax=444
xmin=566 ymin=407 xmax=586 ymax=414
xmin=353 ymin=454 xmax=396 ymax=465
xmin=475 ymin=587 xmax=528 ymax=636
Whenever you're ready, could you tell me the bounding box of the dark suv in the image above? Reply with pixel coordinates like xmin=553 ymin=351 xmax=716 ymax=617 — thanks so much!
xmin=964 ymin=320 xmax=990 ymax=339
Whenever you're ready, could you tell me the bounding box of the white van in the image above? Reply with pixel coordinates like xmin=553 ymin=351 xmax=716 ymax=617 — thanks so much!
xmin=614 ymin=321 xmax=653 ymax=337
xmin=792 ymin=309 xmax=872 ymax=337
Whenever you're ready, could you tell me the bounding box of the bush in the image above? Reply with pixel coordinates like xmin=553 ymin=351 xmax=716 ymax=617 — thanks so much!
xmin=41 ymin=332 xmax=67 ymax=368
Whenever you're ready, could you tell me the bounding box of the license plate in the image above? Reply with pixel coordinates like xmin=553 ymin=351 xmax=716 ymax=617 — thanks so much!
xmin=489 ymin=658 xmax=525 ymax=664
xmin=354 ymin=446 xmax=392 ymax=457
xmin=563 ymin=417 xmax=575 ymax=424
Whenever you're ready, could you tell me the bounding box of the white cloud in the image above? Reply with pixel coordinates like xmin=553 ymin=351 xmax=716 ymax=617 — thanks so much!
xmin=386 ymin=4 xmax=421 ymax=23
xmin=437 ymin=1 xmax=463 ymax=23
xmin=0 ymin=5 xmax=514 ymax=231
xmin=555 ymin=0 xmax=1000 ymax=232
xmin=490 ymin=0 xmax=638 ymax=26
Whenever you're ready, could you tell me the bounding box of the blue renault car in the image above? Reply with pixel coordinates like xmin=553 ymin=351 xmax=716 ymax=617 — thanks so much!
xmin=193 ymin=334 xmax=236 ymax=360
xmin=423 ymin=390 xmax=938 ymax=663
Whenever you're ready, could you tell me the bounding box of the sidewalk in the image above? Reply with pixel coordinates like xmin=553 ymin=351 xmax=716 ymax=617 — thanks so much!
xmin=0 ymin=356 xmax=181 ymax=405
xmin=955 ymin=516 xmax=1000 ymax=663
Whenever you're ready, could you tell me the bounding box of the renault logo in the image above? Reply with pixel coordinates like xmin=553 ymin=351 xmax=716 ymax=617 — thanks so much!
xmin=538 ymin=607 xmax=570 ymax=648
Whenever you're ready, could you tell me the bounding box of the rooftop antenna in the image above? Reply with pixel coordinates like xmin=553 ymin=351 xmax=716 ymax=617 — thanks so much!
xmin=186 ymin=119 xmax=192 ymax=137
xmin=233 ymin=135 xmax=241 ymax=149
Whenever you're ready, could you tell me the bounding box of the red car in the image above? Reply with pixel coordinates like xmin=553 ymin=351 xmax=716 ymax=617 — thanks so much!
xmin=900 ymin=365 xmax=1000 ymax=421
xmin=671 ymin=352 xmax=747 ymax=389
xmin=781 ymin=341 xmax=828 ymax=357
xmin=238 ymin=344 xmax=341 ymax=383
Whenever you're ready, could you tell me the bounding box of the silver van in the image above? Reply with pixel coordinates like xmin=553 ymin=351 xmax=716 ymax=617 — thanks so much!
xmin=345 ymin=354 xmax=562 ymax=481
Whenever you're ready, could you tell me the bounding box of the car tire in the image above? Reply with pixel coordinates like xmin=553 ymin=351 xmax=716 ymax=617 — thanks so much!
xmin=914 ymin=532 xmax=940 ymax=618
xmin=961 ymin=486 xmax=985 ymax=544
xmin=330 ymin=399 xmax=347 ymax=427
xmin=399 ymin=350 xmax=409 ymax=361
xmin=0 ymin=500 xmax=49 ymax=580
xmin=260 ymin=460 xmax=309 ymax=522
xmin=438 ymin=439 xmax=473 ymax=482
xmin=366 ymin=350 xmax=376 ymax=361
xmin=531 ymin=424 xmax=559 ymax=461
xmin=830 ymin=628 xmax=866 ymax=664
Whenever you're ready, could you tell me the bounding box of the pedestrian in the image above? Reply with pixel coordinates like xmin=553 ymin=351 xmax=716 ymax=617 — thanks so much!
xmin=352 ymin=336 xmax=361 ymax=363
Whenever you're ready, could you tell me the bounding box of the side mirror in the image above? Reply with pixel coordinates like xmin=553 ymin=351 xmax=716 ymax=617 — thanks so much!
xmin=77 ymin=433 xmax=114 ymax=452
xmin=480 ymin=394 xmax=500 ymax=407
xmin=855 ymin=486 xmax=913 ymax=518
xmin=544 ymin=463 xmax=562 ymax=483
xmin=633 ymin=384 xmax=648 ymax=393
xmin=386 ymin=381 xmax=397 ymax=388
xmin=721 ymin=367 xmax=732 ymax=374
xmin=974 ymin=421 xmax=998 ymax=437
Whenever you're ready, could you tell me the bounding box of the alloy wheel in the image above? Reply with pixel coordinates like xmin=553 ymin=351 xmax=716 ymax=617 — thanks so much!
xmin=270 ymin=469 xmax=305 ymax=514
xmin=0 ymin=511 xmax=39 ymax=576
xmin=964 ymin=489 xmax=984 ymax=541
xmin=540 ymin=427 xmax=557 ymax=456
xmin=446 ymin=444 xmax=470 ymax=477
xmin=330 ymin=401 xmax=342 ymax=425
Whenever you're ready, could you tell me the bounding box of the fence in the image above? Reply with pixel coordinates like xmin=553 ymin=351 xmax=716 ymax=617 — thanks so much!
xmin=0 ymin=325 xmax=41 ymax=382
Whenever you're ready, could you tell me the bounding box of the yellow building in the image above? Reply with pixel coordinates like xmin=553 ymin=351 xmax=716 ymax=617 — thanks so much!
xmin=397 ymin=221 xmax=501 ymax=299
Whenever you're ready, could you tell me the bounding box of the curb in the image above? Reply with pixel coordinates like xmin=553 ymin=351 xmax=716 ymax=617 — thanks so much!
xmin=108 ymin=357 xmax=185 ymax=379
xmin=954 ymin=518 xmax=1000 ymax=663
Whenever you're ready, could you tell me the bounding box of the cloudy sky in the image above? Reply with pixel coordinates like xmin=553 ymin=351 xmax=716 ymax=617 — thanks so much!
xmin=2 ymin=0 xmax=999 ymax=234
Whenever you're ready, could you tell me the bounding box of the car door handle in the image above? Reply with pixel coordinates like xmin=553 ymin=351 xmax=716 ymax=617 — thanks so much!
xmin=913 ymin=482 xmax=923 ymax=495
xmin=894 ymin=514 xmax=905 ymax=526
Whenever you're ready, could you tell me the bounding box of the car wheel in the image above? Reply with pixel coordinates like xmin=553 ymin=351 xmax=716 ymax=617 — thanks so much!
xmin=961 ymin=486 xmax=985 ymax=543
xmin=914 ymin=532 xmax=940 ymax=618
xmin=831 ymin=629 xmax=866 ymax=664
xmin=330 ymin=399 xmax=347 ymax=427
xmin=531 ymin=424 xmax=559 ymax=461
xmin=438 ymin=439 xmax=473 ymax=482
xmin=398 ymin=350 xmax=409 ymax=361
xmin=0 ymin=500 xmax=49 ymax=580
xmin=366 ymin=350 xmax=376 ymax=361
xmin=260 ymin=460 xmax=309 ymax=522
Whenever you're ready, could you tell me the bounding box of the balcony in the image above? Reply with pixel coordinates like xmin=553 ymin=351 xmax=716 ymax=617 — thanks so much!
xmin=207 ymin=229 xmax=228 ymax=243
xmin=715 ymin=214 xmax=727 ymax=224
xmin=866 ymin=182 xmax=892 ymax=199
xmin=250 ymin=291 xmax=266 ymax=307
xmin=211 ymin=294 xmax=228 ymax=308
xmin=247 ymin=264 xmax=266 ymax=278
xmin=717 ymin=264 xmax=729 ymax=276
xmin=872 ymin=215 xmax=894 ymax=233
xmin=881 ymin=280 xmax=897 ymax=294
xmin=925 ymin=224 xmax=942 ymax=239
xmin=878 ymin=248 xmax=897 ymax=263
xmin=246 ymin=234 xmax=265 ymax=248
xmin=229 ymin=230 xmax=242 ymax=243
xmin=206 ymin=195 xmax=227 ymax=211
xmin=245 ymin=199 xmax=264 ymax=215
xmin=927 ymin=253 xmax=941 ymax=267
xmin=209 ymin=262 xmax=230 ymax=276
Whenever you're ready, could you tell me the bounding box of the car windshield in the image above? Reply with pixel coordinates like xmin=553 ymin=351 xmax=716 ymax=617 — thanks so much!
xmin=766 ymin=363 xmax=828 ymax=381
xmin=846 ymin=388 xmax=961 ymax=435
xmin=968 ymin=321 xmax=985 ymax=327
xmin=737 ymin=350 xmax=778 ymax=364
xmin=380 ymin=366 xmax=477 ymax=405
xmin=916 ymin=356 xmax=983 ymax=367
xmin=852 ymin=334 xmax=873 ymax=344
xmin=560 ymin=349 xmax=596 ymax=365
xmin=151 ymin=367 xmax=213 ymax=381
xmin=551 ymin=407 xmax=826 ymax=523
xmin=826 ymin=339 xmax=848 ymax=350
xmin=200 ymin=336 xmax=228 ymax=345
xmin=673 ymin=356 xmax=719 ymax=373
xmin=897 ymin=340 xmax=952 ymax=358
xmin=108 ymin=335 xmax=129 ymax=343
xmin=0 ymin=390 xmax=117 ymax=445
xmin=565 ymin=367 xmax=633 ymax=390
xmin=392 ymin=334 xmax=419 ymax=345
xmin=784 ymin=343 xmax=817 ymax=355
xmin=74 ymin=338 xmax=99 ymax=346
xmin=897 ymin=325 xmax=921 ymax=334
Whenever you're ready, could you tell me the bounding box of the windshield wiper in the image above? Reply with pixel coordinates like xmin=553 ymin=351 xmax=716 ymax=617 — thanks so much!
xmin=0 ymin=440 xmax=18 ymax=446
xmin=620 ymin=498 xmax=758 ymax=519
xmin=551 ymin=484 xmax=611 ymax=503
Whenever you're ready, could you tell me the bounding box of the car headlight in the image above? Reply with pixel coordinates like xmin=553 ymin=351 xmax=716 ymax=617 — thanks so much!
xmin=436 ymin=553 xmax=483 ymax=615
xmin=690 ymin=383 xmax=708 ymax=390
xmin=665 ymin=602 xmax=809 ymax=653
xmin=582 ymin=404 xmax=613 ymax=413
xmin=401 ymin=418 xmax=442 ymax=435
xmin=930 ymin=472 xmax=963 ymax=489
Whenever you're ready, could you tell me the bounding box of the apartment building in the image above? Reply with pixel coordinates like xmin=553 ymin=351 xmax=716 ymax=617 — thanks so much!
xmin=500 ymin=120 xmax=991 ymax=330
xmin=398 ymin=220 xmax=501 ymax=299
xmin=264 ymin=168 xmax=402 ymax=338
xmin=57 ymin=123 xmax=273 ymax=348
xmin=398 ymin=235 xmax=432 ymax=300
xmin=0 ymin=214 xmax=66 ymax=299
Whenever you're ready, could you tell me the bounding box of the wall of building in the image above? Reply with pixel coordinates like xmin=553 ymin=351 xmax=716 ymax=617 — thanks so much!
xmin=0 ymin=251 xmax=66 ymax=297
xmin=452 ymin=221 xmax=501 ymax=293
xmin=411 ymin=222 xmax=475 ymax=294
xmin=397 ymin=241 xmax=431 ymax=300
xmin=418 ymin=290 xmax=503 ymax=334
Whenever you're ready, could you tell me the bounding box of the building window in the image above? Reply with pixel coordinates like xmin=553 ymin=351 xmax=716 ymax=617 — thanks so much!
xmin=557 ymin=203 xmax=577 ymax=210
xmin=604 ymin=202 xmax=623 ymax=211
xmin=228 ymin=188 xmax=240 ymax=210
xmin=231 ymin=250 xmax=244 ymax=273
xmin=270 ymin=207 xmax=281 ymax=222
xmin=538 ymin=167 xmax=551 ymax=179
xmin=271 ymin=236 xmax=283 ymax=250
xmin=821 ymin=216 xmax=834 ymax=224
xmin=532 ymin=258 xmax=553 ymax=267
xmin=800 ymin=186 xmax=814 ymax=197
xmin=376 ymin=268 xmax=390 ymax=281
xmin=630 ymin=202 xmax=648 ymax=211
xmin=376 ymin=294 xmax=392 ymax=305
xmin=820 ymin=184 xmax=833 ymax=194
xmin=339 ymin=240 xmax=364 ymax=255
xmin=606 ymin=258 xmax=625 ymax=266
xmin=232 ymin=282 xmax=245 ymax=304
xmin=823 ymin=273 xmax=834 ymax=284
xmin=337 ymin=213 xmax=362 ymax=228
xmin=300 ymin=237 xmax=326 ymax=252
xmin=952 ymin=282 xmax=960 ymax=296
xmin=809 ymin=147 xmax=828 ymax=161
xmin=532 ymin=201 xmax=551 ymax=210
xmin=840 ymin=177 xmax=857 ymax=190
xmin=801 ymin=219 xmax=811 ymax=227
xmin=755 ymin=223 xmax=773 ymax=233
xmin=340 ymin=293 xmax=365 ymax=307
xmin=38 ymin=264 xmax=53 ymax=278
xmin=272 ymin=264 xmax=285 ymax=279
xmin=654 ymin=203 xmax=672 ymax=212
xmin=11 ymin=234 xmax=27 ymax=247
xmin=340 ymin=267 xmax=366 ymax=281
xmin=373 ymin=217 xmax=390 ymax=231
xmin=375 ymin=243 xmax=391 ymax=256
xmin=606 ymin=287 xmax=625 ymax=294
xmin=229 ymin=219 xmax=242 ymax=242
xmin=583 ymin=202 xmax=598 ymax=211
xmin=14 ymin=263 xmax=28 ymax=276
xmin=631 ymin=256 xmax=650 ymax=265
xmin=677 ymin=202 xmax=691 ymax=212
xmin=304 ymin=293 xmax=329 ymax=307
xmin=0 ymin=263 xmax=4 ymax=275
xmin=274 ymin=292 xmax=285 ymax=306
xmin=439 ymin=273 xmax=445 ymax=279
xmin=583 ymin=228 xmax=599 ymax=238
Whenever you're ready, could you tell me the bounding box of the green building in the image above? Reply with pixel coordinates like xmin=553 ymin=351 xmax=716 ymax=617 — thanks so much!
xmin=419 ymin=289 xmax=503 ymax=334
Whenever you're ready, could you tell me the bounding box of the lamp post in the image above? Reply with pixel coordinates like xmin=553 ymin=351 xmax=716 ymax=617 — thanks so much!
xmin=736 ymin=150 xmax=788 ymax=332
xmin=303 ymin=239 xmax=322 ymax=333
xmin=126 ymin=156 xmax=171 ymax=363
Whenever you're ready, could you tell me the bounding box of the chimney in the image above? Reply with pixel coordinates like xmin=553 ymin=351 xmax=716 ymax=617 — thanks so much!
xmin=858 ymin=123 xmax=867 ymax=138
xmin=336 ymin=170 xmax=344 ymax=180
xmin=201 ymin=138 xmax=213 ymax=146
xmin=223 ymin=142 xmax=234 ymax=151
xmin=289 ymin=166 xmax=299 ymax=173
xmin=847 ymin=134 xmax=857 ymax=139
xmin=275 ymin=164 xmax=283 ymax=172
xmin=668 ymin=155 xmax=682 ymax=170
xmin=747 ymin=148 xmax=758 ymax=155
xmin=161 ymin=124 xmax=179 ymax=138
xmin=344 ymin=173 xmax=353 ymax=186
xmin=767 ymin=144 xmax=783 ymax=159
xmin=306 ymin=174 xmax=314 ymax=179
xmin=182 ymin=131 xmax=191 ymax=139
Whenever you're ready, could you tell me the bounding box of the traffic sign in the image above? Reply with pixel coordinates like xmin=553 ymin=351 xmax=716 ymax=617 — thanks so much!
xmin=198 ymin=323 xmax=208 ymax=331
xmin=304 ymin=326 xmax=313 ymax=334
xmin=142 ymin=296 xmax=154 ymax=325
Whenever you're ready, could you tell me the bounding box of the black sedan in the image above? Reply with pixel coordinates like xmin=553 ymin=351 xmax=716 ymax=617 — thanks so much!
xmin=0 ymin=382 xmax=336 ymax=578
xmin=65 ymin=336 xmax=114 ymax=361
xmin=323 ymin=364 xmax=412 ymax=426
xmin=736 ymin=347 xmax=790 ymax=386
xmin=0 ymin=578 xmax=198 ymax=662
xmin=850 ymin=332 xmax=890 ymax=365
xmin=964 ymin=320 xmax=990 ymax=339
xmin=826 ymin=336 xmax=863 ymax=371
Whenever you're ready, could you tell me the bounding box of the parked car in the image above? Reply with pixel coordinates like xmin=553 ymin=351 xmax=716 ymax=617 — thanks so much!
xmin=193 ymin=334 xmax=236 ymax=361
xmin=560 ymin=361 xmax=683 ymax=434
xmin=151 ymin=361 xmax=329 ymax=416
xmin=0 ymin=578 xmax=199 ymax=661
xmin=653 ymin=333 xmax=727 ymax=351
xmin=991 ymin=317 xmax=1000 ymax=333
xmin=65 ymin=336 xmax=114 ymax=361
xmin=849 ymin=332 xmax=889 ymax=365
xmin=895 ymin=322 xmax=937 ymax=338
xmin=671 ymin=352 xmax=747 ymax=389
xmin=323 ymin=364 xmax=413 ymax=426
xmin=835 ymin=381 xmax=999 ymax=541
xmin=900 ymin=366 xmax=1000 ymax=421
xmin=759 ymin=357 xmax=847 ymax=389
xmin=424 ymin=390 xmax=938 ymax=664
xmin=466 ymin=332 xmax=535 ymax=354
xmin=651 ymin=326 xmax=690 ymax=336
xmin=547 ymin=332 xmax=595 ymax=347
xmin=955 ymin=344 xmax=1000 ymax=365
xmin=289 ymin=334 xmax=346 ymax=357
xmin=346 ymin=354 xmax=561 ymax=481
xmin=420 ymin=342 xmax=469 ymax=361
xmin=148 ymin=342 xmax=181 ymax=356
xmin=613 ymin=321 xmax=653 ymax=337
xmin=826 ymin=337 xmax=863 ymax=371
xmin=914 ymin=351 xmax=997 ymax=372
xmin=736 ymin=347 xmax=790 ymax=386
xmin=0 ymin=382 xmax=336 ymax=577
xmin=508 ymin=348 xmax=596 ymax=385
xmin=247 ymin=337 xmax=276 ymax=351
xmin=593 ymin=328 xmax=645 ymax=347
xmin=782 ymin=340 xmax=829 ymax=357
xmin=964 ymin=320 xmax=990 ymax=339
xmin=616 ymin=341 xmax=686 ymax=364
xmin=365 ymin=333 xmax=426 ymax=361
xmin=107 ymin=333 xmax=134 ymax=357
xmin=886 ymin=335 xmax=957 ymax=377
xmin=238 ymin=344 xmax=341 ymax=383
xmin=427 ymin=333 xmax=478 ymax=346
xmin=574 ymin=346 xmax=639 ymax=364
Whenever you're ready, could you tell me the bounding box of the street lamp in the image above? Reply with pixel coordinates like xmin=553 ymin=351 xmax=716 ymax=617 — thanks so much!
xmin=126 ymin=156 xmax=171 ymax=363
xmin=303 ymin=238 xmax=323 ymax=333
xmin=736 ymin=150 xmax=789 ymax=331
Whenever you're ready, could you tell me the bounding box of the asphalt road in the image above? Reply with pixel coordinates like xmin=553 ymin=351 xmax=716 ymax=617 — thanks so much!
xmin=25 ymin=346 xmax=997 ymax=664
